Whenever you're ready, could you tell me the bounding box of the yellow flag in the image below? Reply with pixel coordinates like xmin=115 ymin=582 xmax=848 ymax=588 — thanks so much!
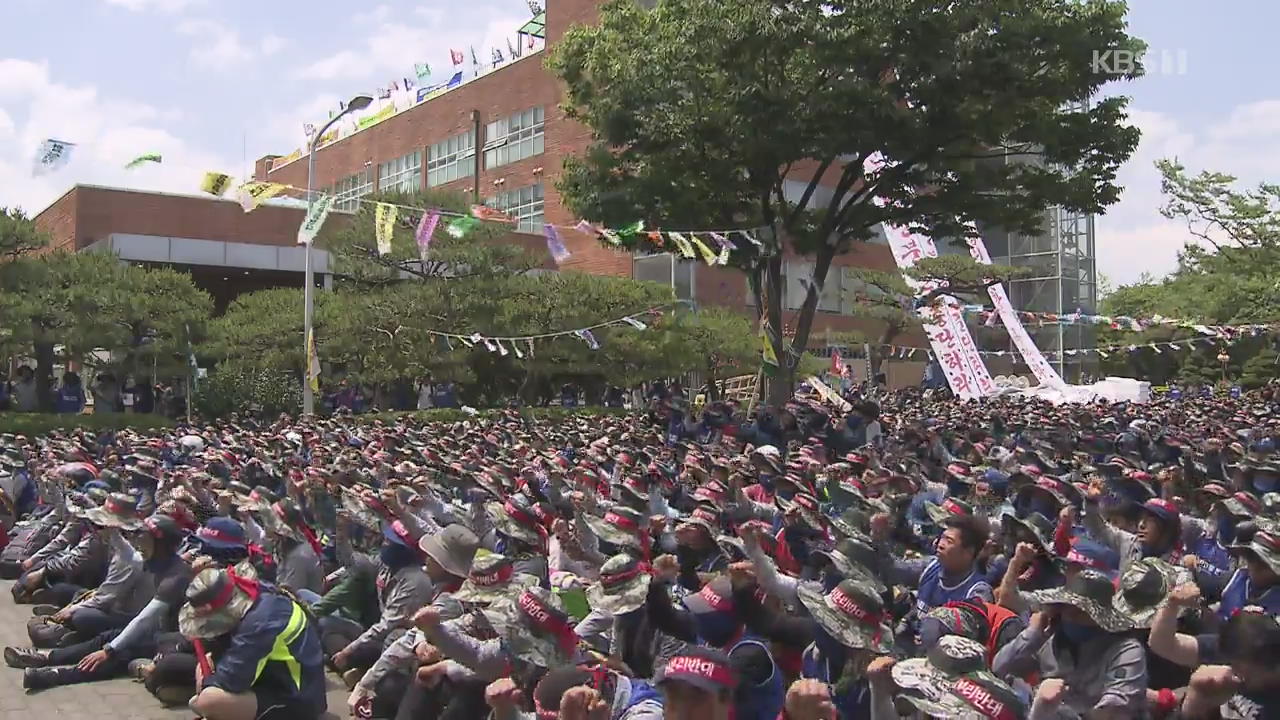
xmin=375 ymin=202 xmax=398 ymax=255
xmin=760 ymin=322 xmax=778 ymax=367
xmin=237 ymin=182 xmax=288 ymax=212
xmin=307 ymin=329 xmax=321 ymax=393
xmin=667 ymin=232 xmax=696 ymax=259
xmin=688 ymin=233 xmax=718 ymax=265
xmin=200 ymin=172 xmax=232 ymax=197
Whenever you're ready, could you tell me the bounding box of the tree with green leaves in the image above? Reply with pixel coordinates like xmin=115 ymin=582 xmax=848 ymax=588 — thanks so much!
xmin=322 ymin=189 xmax=539 ymax=284
xmin=1098 ymin=161 xmax=1280 ymax=383
xmin=2 ymin=206 xmax=212 ymax=410
xmin=549 ymin=0 xmax=1143 ymax=402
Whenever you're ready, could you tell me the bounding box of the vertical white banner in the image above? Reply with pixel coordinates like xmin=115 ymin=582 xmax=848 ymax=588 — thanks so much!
xmin=880 ymin=221 xmax=982 ymax=399
xmin=966 ymin=235 xmax=1065 ymax=388
xmin=864 ymin=153 xmax=995 ymax=397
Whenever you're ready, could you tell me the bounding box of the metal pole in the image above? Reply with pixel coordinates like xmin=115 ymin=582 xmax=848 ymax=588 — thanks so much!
xmin=303 ymin=144 xmax=316 ymax=415
xmin=300 ymin=97 xmax=369 ymax=416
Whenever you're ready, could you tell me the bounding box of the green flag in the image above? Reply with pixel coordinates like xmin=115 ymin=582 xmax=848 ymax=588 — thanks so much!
xmin=125 ymin=152 xmax=162 ymax=169
xmin=445 ymin=215 xmax=481 ymax=239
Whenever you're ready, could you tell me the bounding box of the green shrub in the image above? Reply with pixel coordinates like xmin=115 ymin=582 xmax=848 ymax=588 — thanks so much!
xmin=0 ymin=413 xmax=176 ymax=435
xmin=194 ymin=367 xmax=301 ymax=418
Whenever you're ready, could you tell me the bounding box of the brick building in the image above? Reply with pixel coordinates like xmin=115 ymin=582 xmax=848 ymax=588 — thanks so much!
xmin=31 ymin=0 xmax=929 ymax=386
xmin=252 ymin=0 xmax=927 ymax=384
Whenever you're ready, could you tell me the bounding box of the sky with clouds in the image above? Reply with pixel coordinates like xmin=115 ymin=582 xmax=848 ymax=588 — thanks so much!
xmin=0 ymin=0 xmax=1276 ymax=289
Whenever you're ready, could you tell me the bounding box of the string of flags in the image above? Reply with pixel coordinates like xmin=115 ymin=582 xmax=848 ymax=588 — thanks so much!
xmin=194 ymin=172 xmax=765 ymax=267
xmin=419 ymin=305 xmax=666 ymax=359
xmin=31 ymin=138 xmax=161 ymax=176
xmin=955 ymin=305 xmax=1264 ymax=336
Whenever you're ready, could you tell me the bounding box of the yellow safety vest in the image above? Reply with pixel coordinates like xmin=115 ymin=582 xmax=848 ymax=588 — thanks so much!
xmin=252 ymin=601 xmax=307 ymax=689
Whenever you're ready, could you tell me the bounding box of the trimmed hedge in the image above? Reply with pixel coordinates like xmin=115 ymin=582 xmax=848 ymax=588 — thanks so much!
xmin=0 ymin=407 xmax=630 ymax=435
xmin=0 ymin=412 xmax=177 ymax=435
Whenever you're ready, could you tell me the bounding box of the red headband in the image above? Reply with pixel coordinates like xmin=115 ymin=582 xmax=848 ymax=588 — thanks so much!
xmin=517 ymin=592 xmax=578 ymax=656
xmin=601 ymin=565 xmax=643 ymax=587
xmin=197 ymin=527 xmax=245 ymax=546
xmin=696 ymin=583 xmax=733 ymax=612
xmin=605 ymin=512 xmax=639 ymax=532
xmin=193 ymin=569 xmax=259 ymax=616
xmin=951 ymin=678 xmax=1017 ymax=720
xmin=104 ymin=497 xmax=133 ymax=516
xmin=505 ymin=501 xmax=539 ymax=529
xmin=662 ymin=655 xmax=735 ymax=687
xmin=471 ymin=564 xmax=514 ymax=587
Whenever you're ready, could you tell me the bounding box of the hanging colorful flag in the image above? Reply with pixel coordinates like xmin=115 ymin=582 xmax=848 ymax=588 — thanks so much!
xmin=831 ymin=351 xmax=846 ymax=377
xmin=471 ymin=204 xmax=512 ymax=222
xmin=470 ymin=46 xmax=480 ymax=74
xmin=508 ymin=37 xmax=521 ymax=59
xmin=306 ymin=329 xmax=321 ymax=394
xmin=450 ymin=50 xmax=464 ymax=65
xmin=402 ymin=77 xmax=415 ymax=91
xmin=374 ymin=202 xmax=397 ymax=255
xmin=491 ymin=48 xmax=504 ymax=66
xmin=446 ymin=215 xmax=480 ymax=238
xmin=483 ymin=337 xmax=497 ymax=352
xmin=416 ymin=210 xmax=440 ymax=259
xmin=124 ymin=152 xmax=162 ymax=169
xmin=760 ymin=323 xmax=779 ymax=370
xmin=497 ymin=340 xmax=509 ymax=356
xmin=668 ymin=232 xmax=695 ymax=259
xmin=376 ymin=87 xmax=392 ymax=99
xmin=622 ymin=316 xmax=647 ymax=331
xmin=295 ymin=195 xmax=334 ymax=246
xmin=544 ymin=224 xmax=571 ymax=265
xmin=237 ymin=182 xmax=289 ymax=212
xmin=303 ymin=123 xmax=316 ymax=137
xmin=573 ymin=329 xmax=601 ymax=350
xmin=617 ymin=220 xmax=645 ymax=241
xmin=710 ymin=232 xmax=737 ymax=251
xmin=738 ymin=230 xmax=763 ymax=248
xmin=31 ymin=139 xmax=75 ymax=177
xmin=528 ymin=33 xmax=535 ymax=49
xmin=512 ymin=342 xmax=524 ymax=359
xmin=415 ymin=62 xmax=431 ymax=80
xmin=200 ymin=172 xmax=233 ymax=197
xmin=574 ymin=219 xmax=594 ymax=234
xmin=688 ymin=234 xmax=718 ymax=265
xmin=714 ymin=241 xmax=731 ymax=266
xmin=297 ymin=194 xmax=334 ymax=245
xmin=599 ymin=229 xmax=621 ymax=245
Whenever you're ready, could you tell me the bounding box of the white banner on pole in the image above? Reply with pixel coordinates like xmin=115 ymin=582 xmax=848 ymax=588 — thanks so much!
xmin=966 ymin=235 xmax=1065 ymax=388
xmin=867 ymin=154 xmax=995 ymax=398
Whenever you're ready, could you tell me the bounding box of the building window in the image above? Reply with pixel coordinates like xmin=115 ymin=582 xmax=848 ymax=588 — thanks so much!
xmin=333 ymin=168 xmax=374 ymax=211
xmin=379 ymin=150 xmax=422 ymax=193
xmin=486 ymin=184 xmax=544 ymax=233
xmin=483 ymin=106 xmax=545 ymax=169
xmin=427 ymin=130 xmax=475 ymax=187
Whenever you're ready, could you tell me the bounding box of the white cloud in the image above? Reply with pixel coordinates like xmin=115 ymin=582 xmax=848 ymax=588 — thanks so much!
xmin=260 ymin=34 xmax=288 ymax=57
xmin=102 ymin=0 xmax=197 ymax=12
xmin=0 ymin=56 xmax=236 ymax=215
xmin=177 ymin=19 xmax=255 ymax=68
xmin=1096 ymin=100 xmax=1280 ymax=287
xmin=295 ymin=6 xmax=528 ymax=82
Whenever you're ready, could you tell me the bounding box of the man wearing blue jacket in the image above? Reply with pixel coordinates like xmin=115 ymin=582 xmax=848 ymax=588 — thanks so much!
xmin=181 ymin=566 xmax=327 ymax=720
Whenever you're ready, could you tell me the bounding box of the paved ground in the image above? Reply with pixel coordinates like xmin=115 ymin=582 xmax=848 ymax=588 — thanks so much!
xmin=0 ymin=584 xmax=350 ymax=719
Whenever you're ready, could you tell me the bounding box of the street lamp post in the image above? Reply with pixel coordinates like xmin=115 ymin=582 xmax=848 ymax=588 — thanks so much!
xmin=302 ymin=94 xmax=372 ymax=415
